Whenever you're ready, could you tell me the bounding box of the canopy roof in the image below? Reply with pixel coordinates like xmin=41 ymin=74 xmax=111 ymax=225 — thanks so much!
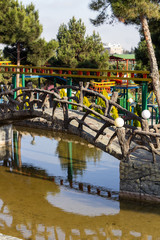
xmin=110 ymin=54 xmax=135 ymax=60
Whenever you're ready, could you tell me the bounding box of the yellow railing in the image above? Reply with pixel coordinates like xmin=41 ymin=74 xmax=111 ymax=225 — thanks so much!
xmin=0 ymin=61 xmax=12 ymax=65
xmin=93 ymin=81 xmax=116 ymax=87
xmin=0 ymin=64 xmax=152 ymax=82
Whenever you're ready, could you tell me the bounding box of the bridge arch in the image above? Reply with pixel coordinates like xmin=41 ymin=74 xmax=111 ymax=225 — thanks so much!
xmin=0 ymin=82 xmax=160 ymax=162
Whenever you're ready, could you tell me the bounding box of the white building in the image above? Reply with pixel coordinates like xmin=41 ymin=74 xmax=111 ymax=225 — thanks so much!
xmin=103 ymin=43 xmax=123 ymax=54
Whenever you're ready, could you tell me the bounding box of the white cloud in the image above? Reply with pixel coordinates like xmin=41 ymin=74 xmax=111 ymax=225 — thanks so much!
xmin=17 ymin=0 xmax=140 ymax=50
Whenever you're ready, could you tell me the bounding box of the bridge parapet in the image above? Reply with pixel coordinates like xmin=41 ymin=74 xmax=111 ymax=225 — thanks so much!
xmin=0 ymin=82 xmax=160 ymax=162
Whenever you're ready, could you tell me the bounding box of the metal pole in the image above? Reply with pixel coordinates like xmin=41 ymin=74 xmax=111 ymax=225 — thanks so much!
xmin=123 ymin=89 xmax=126 ymax=109
xmin=12 ymin=75 xmax=17 ymax=99
xmin=142 ymin=81 xmax=148 ymax=110
xmin=156 ymin=108 xmax=159 ymax=124
xmin=68 ymin=142 xmax=73 ymax=182
xmin=126 ymin=88 xmax=129 ymax=111
xmin=54 ymin=77 xmax=56 ymax=87
xmin=22 ymin=74 xmax=25 ymax=87
xmin=38 ymin=77 xmax=41 ymax=89
xmin=67 ymin=78 xmax=72 ymax=110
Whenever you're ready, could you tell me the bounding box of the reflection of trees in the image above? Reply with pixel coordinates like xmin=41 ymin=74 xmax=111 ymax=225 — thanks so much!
xmin=1 ymin=127 xmax=160 ymax=239
xmin=56 ymin=139 xmax=102 ymax=177
xmin=13 ymin=126 xmax=102 ymax=179
xmin=11 ymin=128 xmax=102 ymax=180
xmin=0 ymin=166 xmax=160 ymax=240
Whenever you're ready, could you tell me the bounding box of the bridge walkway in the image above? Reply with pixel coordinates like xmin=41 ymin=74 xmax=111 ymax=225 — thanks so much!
xmin=17 ymin=107 xmax=158 ymax=163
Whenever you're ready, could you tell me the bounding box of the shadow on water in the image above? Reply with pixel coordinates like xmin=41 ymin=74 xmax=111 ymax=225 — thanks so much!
xmin=0 ymin=125 xmax=160 ymax=239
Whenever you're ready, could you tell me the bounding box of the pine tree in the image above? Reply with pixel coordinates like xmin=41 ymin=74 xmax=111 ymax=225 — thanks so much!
xmin=89 ymin=0 xmax=160 ymax=120
xmin=135 ymin=19 xmax=160 ymax=70
xmin=0 ymin=0 xmax=43 ymax=87
xmin=25 ymin=38 xmax=58 ymax=66
xmin=50 ymin=17 xmax=108 ymax=69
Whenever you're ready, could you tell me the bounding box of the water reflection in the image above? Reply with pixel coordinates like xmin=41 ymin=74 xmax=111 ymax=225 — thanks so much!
xmin=0 ymin=126 xmax=160 ymax=239
xmin=46 ymin=187 xmax=119 ymax=216
xmin=56 ymin=139 xmax=102 ymax=181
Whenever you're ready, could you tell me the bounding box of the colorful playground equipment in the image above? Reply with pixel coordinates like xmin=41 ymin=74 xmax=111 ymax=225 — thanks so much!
xmin=0 ymin=61 xmax=12 ymax=65
xmin=91 ymin=81 xmax=116 ymax=93
xmin=0 ymin=64 xmax=158 ymax=124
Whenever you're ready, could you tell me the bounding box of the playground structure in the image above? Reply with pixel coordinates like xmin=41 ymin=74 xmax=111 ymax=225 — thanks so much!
xmin=91 ymin=80 xmax=116 ymax=93
xmin=0 ymin=61 xmax=12 ymax=65
xmin=0 ymin=63 xmax=158 ymax=124
xmin=109 ymin=54 xmax=135 ymax=72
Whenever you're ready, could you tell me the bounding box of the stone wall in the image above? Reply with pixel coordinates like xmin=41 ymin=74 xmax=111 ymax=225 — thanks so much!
xmin=0 ymin=125 xmax=12 ymax=161
xmin=0 ymin=125 xmax=12 ymax=146
xmin=120 ymin=160 xmax=160 ymax=202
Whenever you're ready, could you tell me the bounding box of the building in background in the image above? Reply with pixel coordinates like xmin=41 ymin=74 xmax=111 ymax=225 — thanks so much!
xmin=104 ymin=43 xmax=123 ymax=54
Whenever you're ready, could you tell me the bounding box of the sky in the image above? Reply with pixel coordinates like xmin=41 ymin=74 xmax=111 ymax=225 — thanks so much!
xmin=5 ymin=0 xmax=141 ymax=51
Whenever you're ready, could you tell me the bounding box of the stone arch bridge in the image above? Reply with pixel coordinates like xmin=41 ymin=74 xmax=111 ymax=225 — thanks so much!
xmin=0 ymin=82 xmax=160 ymax=163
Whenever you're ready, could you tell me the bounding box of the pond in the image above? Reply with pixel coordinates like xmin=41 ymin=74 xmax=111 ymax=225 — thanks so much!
xmin=0 ymin=126 xmax=160 ymax=240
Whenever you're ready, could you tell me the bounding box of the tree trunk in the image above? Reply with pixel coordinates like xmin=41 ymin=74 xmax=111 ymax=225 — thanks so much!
xmin=140 ymin=15 xmax=160 ymax=121
xmin=16 ymin=42 xmax=20 ymax=89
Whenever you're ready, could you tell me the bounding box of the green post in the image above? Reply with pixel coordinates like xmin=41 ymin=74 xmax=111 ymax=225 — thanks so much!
xmin=156 ymin=108 xmax=159 ymax=124
xmin=22 ymin=74 xmax=25 ymax=87
xmin=151 ymin=107 xmax=154 ymax=125
xmin=123 ymin=89 xmax=126 ymax=109
xmin=126 ymin=88 xmax=129 ymax=111
xmin=67 ymin=78 xmax=72 ymax=110
xmin=54 ymin=77 xmax=56 ymax=87
xmin=12 ymin=75 xmax=17 ymax=99
xmin=68 ymin=142 xmax=73 ymax=182
xmin=142 ymin=82 xmax=148 ymax=110
xmin=95 ymin=96 xmax=97 ymax=104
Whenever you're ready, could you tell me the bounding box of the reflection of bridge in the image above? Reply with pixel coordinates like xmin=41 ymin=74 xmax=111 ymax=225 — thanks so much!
xmin=0 ymin=82 xmax=160 ymax=162
xmin=1 ymin=126 xmax=160 ymax=239
xmin=0 ymin=166 xmax=160 ymax=240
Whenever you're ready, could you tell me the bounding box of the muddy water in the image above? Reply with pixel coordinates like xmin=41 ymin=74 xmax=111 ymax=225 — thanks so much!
xmin=0 ymin=126 xmax=160 ymax=240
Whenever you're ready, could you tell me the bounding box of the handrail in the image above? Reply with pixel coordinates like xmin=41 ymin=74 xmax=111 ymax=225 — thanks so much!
xmin=0 ymin=64 xmax=152 ymax=82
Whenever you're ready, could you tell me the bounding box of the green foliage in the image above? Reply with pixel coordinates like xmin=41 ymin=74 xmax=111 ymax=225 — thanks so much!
xmin=72 ymin=91 xmax=79 ymax=110
xmin=72 ymin=91 xmax=91 ymax=111
xmin=49 ymin=17 xmax=109 ymax=69
xmin=57 ymin=89 xmax=67 ymax=108
xmin=1 ymin=1 xmax=59 ymax=66
xmin=96 ymin=90 xmax=110 ymax=115
xmin=135 ymin=41 xmax=149 ymax=69
xmin=95 ymin=89 xmax=119 ymax=119
xmin=89 ymin=0 xmax=160 ymax=26
xmin=60 ymin=89 xmax=67 ymax=98
xmin=56 ymin=139 xmax=102 ymax=176
xmin=83 ymin=96 xmax=91 ymax=109
xmin=135 ymin=19 xmax=160 ymax=70
xmin=0 ymin=1 xmax=42 ymax=46
xmin=133 ymin=104 xmax=142 ymax=127
xmin=89 ymin=0 xmax=160 ymax=113
xmin=0 ymin=0 xmax=42 ymax=65
xmin=26 ymin=39 xmax=59 ymax=66
xmin=111 ymin=106 xmax=119 ymax=119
